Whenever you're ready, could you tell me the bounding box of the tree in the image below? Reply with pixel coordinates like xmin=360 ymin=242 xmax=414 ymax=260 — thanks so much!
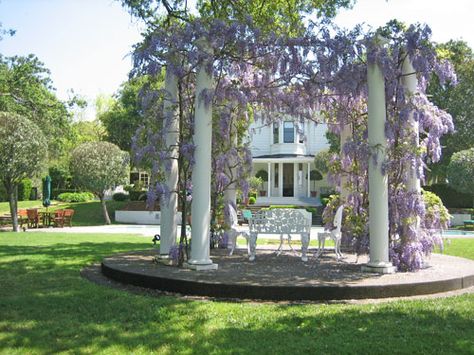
xmin=70 ymin=142 xmax=129 ymax=224
xmin=428 ymin=40 xmax=474 ymax=182
xmin=99 ymin=75 xmax=163 ymax=154
xmin=0 ymin=112 xmax=48 ymax=231
xmin=0 ymin=54 xmax=74 ymax=162
xmin=447 ymin=148 xmax=474 ymax=207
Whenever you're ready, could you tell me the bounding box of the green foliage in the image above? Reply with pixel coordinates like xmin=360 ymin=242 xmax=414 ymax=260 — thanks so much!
xmin=0 ymin=54 xmax=73 ymax=161
xmin=98 ymin=76 xmax=163 ymax=153
xmin=57 ymin=192 xmax=95 ymax=203
xmin=325 ymin=131 xmax=340 ymax=153
xmin=248 ymin=176 xmax=263 ymax=191
xmin=51 ymin=188 xmax=79 ymax=200
xmin=125 ymin=182 xmax=147 ymax=201
xmin=422 ymin=184 xmax=472 ymax=208
xmin=112 ymin=192 xmax=129 ymax=201
xmin=248 ymin=196 xmax=256 ymax=205
xmin=310 ymin=169 xmax=323 ymax=181
xmin=0 ymin=183 xmax=6 ymax=202
xmin=49 ymin=165 xmax=72 ymax=190
xmin=447 ymin=148 xmax=474 ymax=206
xmin=123 ymin=0 xmax=354 ymax=37
xmin=428 ymin=40 xmax=474 ymax=181
xmin=70 ymin=141 xmax=130 ymax=198
xmin=0 ymin=112 xmax=48 ymax=191
xmin=255 ymin=169 xmax=268 ymax=182
xmin=17 ymin=178 xmax=33 ymax=201
xmin=314 ymin=150 xmax=331 ymax=174
xmin=422 ymin=190 xmax=451 ymax=227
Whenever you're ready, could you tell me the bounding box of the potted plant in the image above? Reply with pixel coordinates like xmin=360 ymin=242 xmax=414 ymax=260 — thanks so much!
xmin=255 ymin=169 xmax=268 ymax=196
xmin=310 ymin=169 xmax=323 ymax=197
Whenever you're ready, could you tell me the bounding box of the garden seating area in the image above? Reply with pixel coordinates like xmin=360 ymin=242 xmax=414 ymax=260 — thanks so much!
xmin=0 ymin=208 xmax=75 ymax=229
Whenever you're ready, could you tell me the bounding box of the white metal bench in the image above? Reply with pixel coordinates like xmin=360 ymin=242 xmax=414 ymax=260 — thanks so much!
xmin=248 ymin=208 xmax=312 ymax=262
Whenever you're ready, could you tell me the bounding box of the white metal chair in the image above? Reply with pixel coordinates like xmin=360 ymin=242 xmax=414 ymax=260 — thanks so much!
xmin=227 ymin=205 xmax=250 ymax=256
xmin=316 ymin=204 xmax=344 ymax=260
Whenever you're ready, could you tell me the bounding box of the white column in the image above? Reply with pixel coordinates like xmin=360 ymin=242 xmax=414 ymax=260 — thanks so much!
xmin=278 ymin=163 xmax=283 ymax=197
xmin=188 ymin=40 xmax=217 ymax=270
xmin=293 ymin=163 xmax=297 ymax=197
xmin=340 ymin=124 xmax=351 ymax=200
xmin=402 ymin=55 xmax=421 ymax=194
xmin=267 ymin=162 xmax=271 ymax=198
xmin=362 ymin=60 xmax=396 ymax=274
xmin=160 ymin=61 xmax=179 ymax=257
xmin=307 ymin=162 xmax=311 ymax=198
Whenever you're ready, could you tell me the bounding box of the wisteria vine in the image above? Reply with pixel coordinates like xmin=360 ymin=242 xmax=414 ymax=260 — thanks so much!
xmin=131 ymin=17 xmax=455 ymax=270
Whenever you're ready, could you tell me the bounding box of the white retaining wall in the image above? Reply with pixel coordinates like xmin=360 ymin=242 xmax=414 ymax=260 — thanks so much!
xmin=115 ymin=210 xmax=182 ymax=225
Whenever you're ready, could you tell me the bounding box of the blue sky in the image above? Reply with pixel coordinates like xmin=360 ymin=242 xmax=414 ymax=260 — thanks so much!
xmin=1 ymin=0 xmax=473 ymax=120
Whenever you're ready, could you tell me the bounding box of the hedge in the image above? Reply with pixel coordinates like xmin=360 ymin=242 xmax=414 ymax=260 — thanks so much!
xmin=112 ymin=192 xmax=129 ymax=201
xmin=422 ymin=184 xmax=472 ymax=208
xmin=57 ymin=192 xmax=95 ymax=203
xmin=18 ymin=179 xmax=33 ymax=201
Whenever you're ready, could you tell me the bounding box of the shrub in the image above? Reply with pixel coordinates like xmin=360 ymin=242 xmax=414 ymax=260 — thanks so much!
xmin=129 ymin=190 xmax=147 ymax=201
xmin=422 ymin=190 xmax=451 ymax=229
xmin=0 ymin=184 xmax=6 ymax=202
xmin=422 ymin=184 xmax=472 ymax=208
xmin=18 ymin=179 xmax=33 ymax=201
xmin=248 ymin=196 xmax=256 ymax=205
xmin=447 ymin=148 xmax=474 ymax=207
xmin=112 ymin=192 xmax=129 ymax=201
xmin=51 ymin=189 xmax=78 ymax=200
xmin=57 ymin=192 xmax=95 ymax=203
xmin=255 ymin=169 xmax=268 ymax=181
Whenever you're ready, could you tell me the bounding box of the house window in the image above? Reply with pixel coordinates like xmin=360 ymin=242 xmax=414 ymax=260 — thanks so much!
xmin=139 ymin=172 xmax=150 ymax=188
xmin=283 ymin=121 xmax=294 ymax=143
xmin=273 ymin=123 xmax=279 ymax=144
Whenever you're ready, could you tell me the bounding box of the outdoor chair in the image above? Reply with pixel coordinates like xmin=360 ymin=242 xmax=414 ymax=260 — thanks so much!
xmin=53 ymin=209 xmax=65 ymax=228
xmin=26 ymin=209 xmax=39 ymax=229
xmin=316 ymin=204 xmax=344 ymax=260
xmin=227 ymin=205 xmax=250 ymax=256
xmin=18 ymin=209 xmax=28 ymax=228
xmin=63 ymin=209 xmax=75 ymax=227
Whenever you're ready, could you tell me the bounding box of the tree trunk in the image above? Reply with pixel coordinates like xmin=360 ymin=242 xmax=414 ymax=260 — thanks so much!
xmin=6 ymin=183 xmax=19 ymax=232
xmin=100 ymin=194 xmax=111 ymax=225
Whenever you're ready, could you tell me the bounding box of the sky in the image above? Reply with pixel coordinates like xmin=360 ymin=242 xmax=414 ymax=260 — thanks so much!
xmin=1 ymin=0 xmax=473 ymax=120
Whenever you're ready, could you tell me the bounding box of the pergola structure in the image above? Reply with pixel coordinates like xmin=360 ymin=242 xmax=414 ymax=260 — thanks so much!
xmin=157 ymin=42 xmax=424 ymax=275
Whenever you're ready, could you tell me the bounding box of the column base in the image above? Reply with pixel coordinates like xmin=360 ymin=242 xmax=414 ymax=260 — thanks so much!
xmin=361 ymin=261 xmax=396 ymax=274
xmin=153 ymin=256 xmax=175 ymax=266
xmin=184 ymin=262 xmax=218 ymax=271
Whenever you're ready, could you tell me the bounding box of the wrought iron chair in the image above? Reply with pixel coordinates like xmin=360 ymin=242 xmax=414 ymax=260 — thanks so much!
xmin=227 ymin=205 xmax=250 ymax=256
xmin=316 ymin=204 xmax=344 ymax=260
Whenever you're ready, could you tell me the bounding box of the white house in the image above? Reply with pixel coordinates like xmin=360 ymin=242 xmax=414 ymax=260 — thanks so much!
xmin=249 ymin=118 xmax=330 ymax=206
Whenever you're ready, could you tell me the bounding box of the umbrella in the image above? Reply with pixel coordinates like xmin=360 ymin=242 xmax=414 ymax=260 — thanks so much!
xmin=42 ymin=175 xmax=51 ymax=209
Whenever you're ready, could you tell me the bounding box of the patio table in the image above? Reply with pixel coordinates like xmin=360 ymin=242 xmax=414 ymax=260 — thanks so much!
xmin=38 ymin=211 xmax=55 ymax=227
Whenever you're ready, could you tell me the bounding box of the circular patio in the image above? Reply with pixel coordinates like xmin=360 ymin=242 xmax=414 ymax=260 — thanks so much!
xmin=101 ymin=247 xmax=474 ymax=301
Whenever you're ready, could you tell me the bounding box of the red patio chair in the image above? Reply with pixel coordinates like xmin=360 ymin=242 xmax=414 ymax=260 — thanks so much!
xmin=53 ymin=209 xmax=65 ymax=228
xmin=26 ymin=209 xmax=39 ymax=228
xmin=63 ymin=209 xmax=75 ymax=227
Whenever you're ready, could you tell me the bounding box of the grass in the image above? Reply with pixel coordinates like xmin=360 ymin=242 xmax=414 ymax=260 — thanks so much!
xmin=442 ymin=238 xmax=474 ymax=260
xmin=0 ymin=200 xmax=128 ymax=226
xmin=0 ymin=233 xmax=473 ymax=354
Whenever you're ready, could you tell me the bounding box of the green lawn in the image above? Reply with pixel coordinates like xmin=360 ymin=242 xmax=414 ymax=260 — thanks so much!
xmin=0 ymin=200 xmax=128 ymax=226
xmin=0 ymin=233 xmax=473 ymax=354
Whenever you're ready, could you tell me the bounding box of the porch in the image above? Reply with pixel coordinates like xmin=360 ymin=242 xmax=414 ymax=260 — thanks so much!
xmin=252 ymin=155 xmax=328 ymax=203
